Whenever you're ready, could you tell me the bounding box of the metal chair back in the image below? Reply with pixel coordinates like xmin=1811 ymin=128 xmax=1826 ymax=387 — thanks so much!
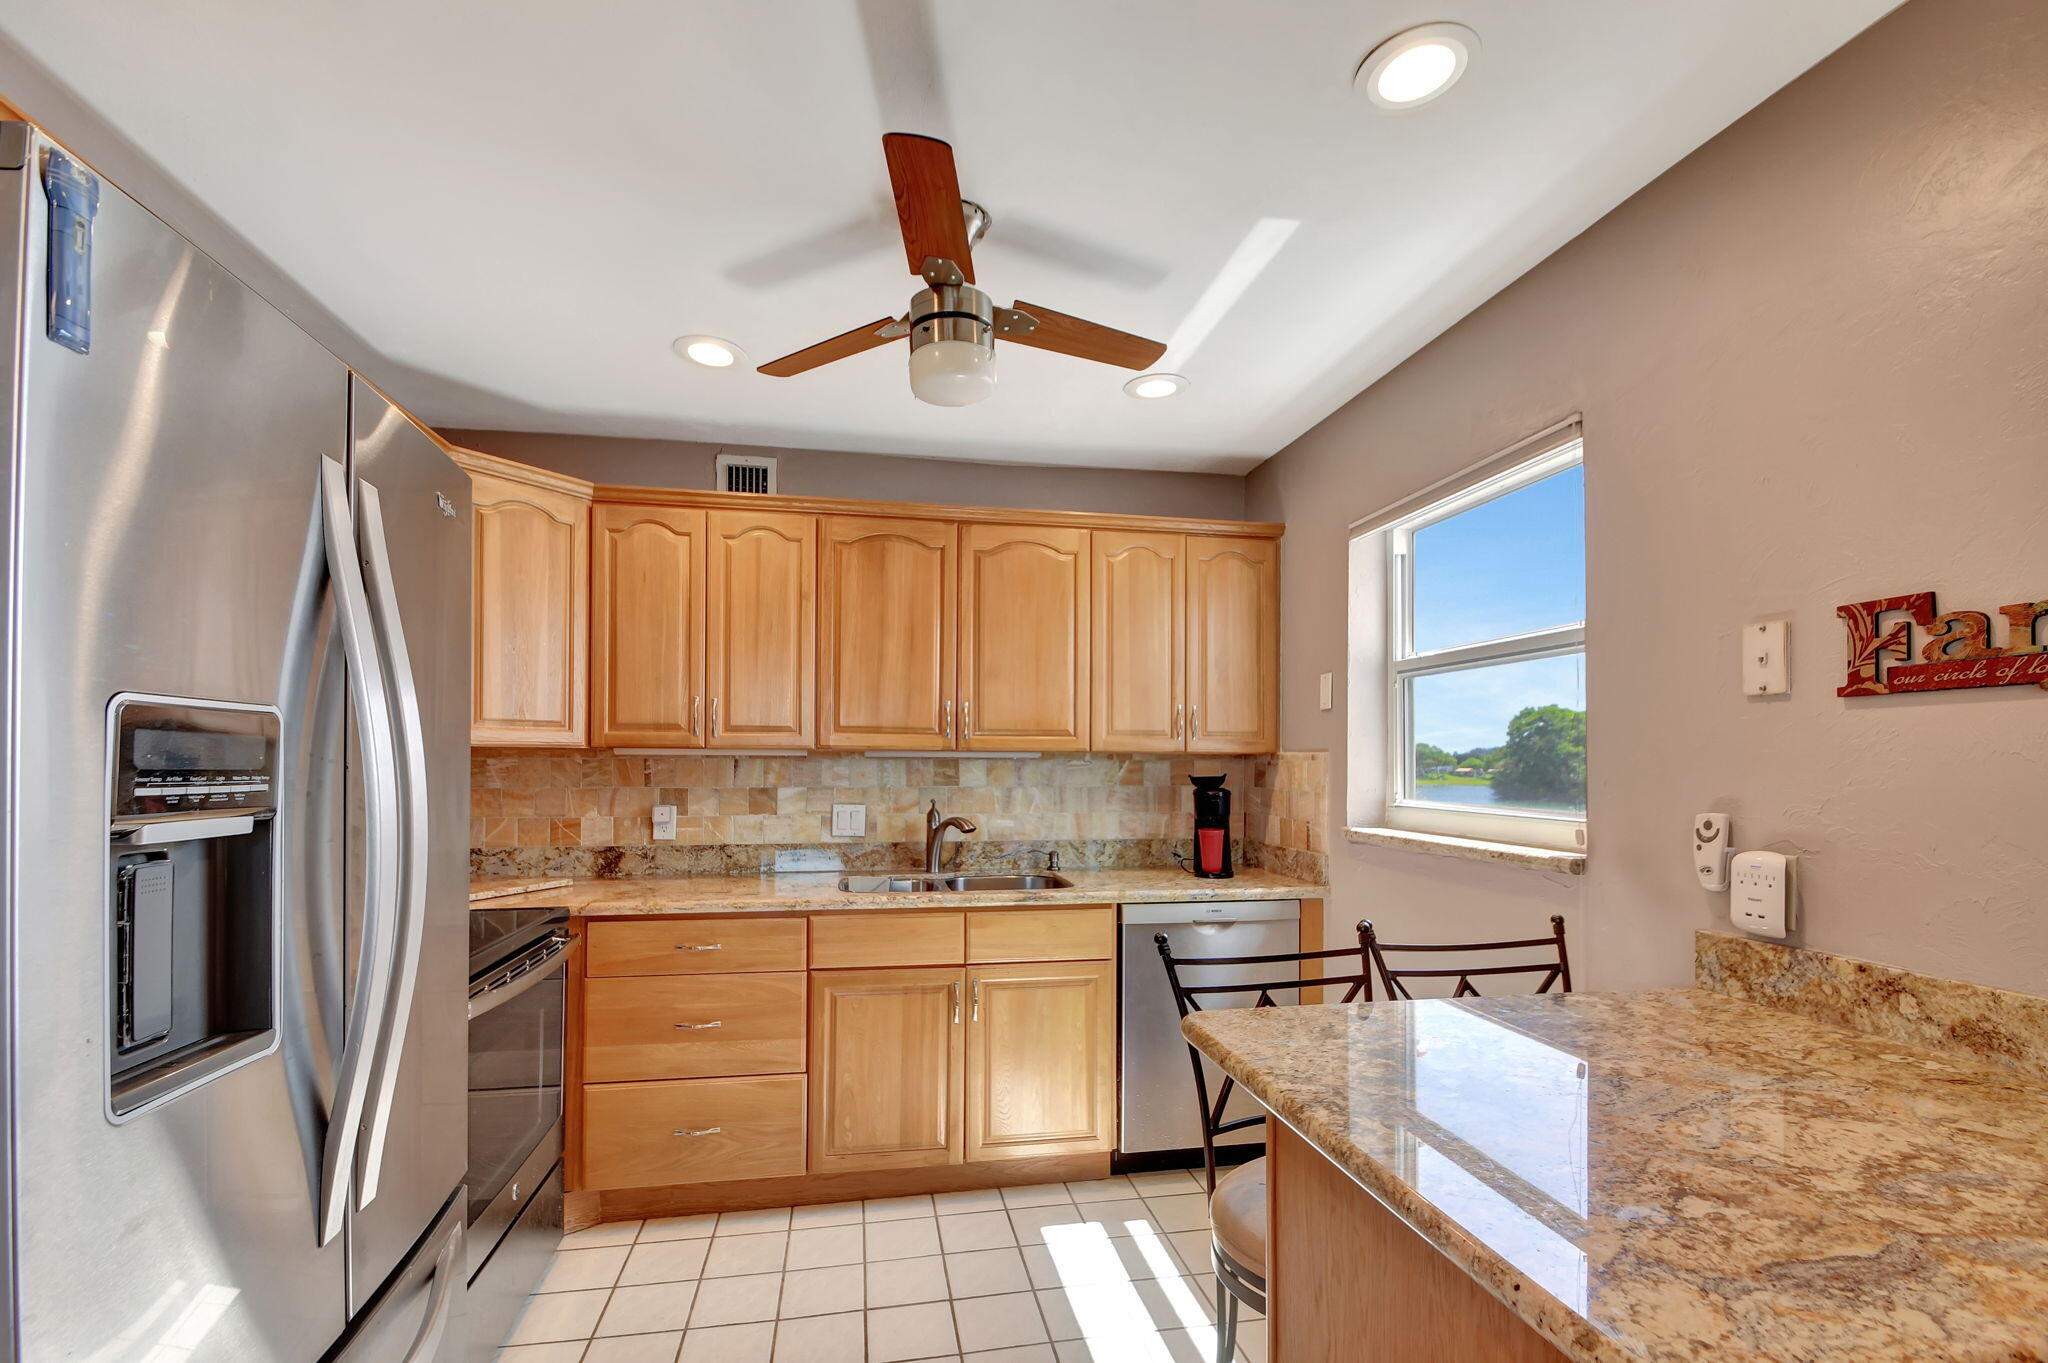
xmin=1360 ymin=914 xmax=1573 ymax=1000
xmin=1154 ymin=923 xmax=1375 ymax=1192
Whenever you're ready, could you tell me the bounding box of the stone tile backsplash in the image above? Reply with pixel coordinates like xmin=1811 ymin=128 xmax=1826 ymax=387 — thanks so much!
xmin=469 ymin=748 xmax=1328 ymax=881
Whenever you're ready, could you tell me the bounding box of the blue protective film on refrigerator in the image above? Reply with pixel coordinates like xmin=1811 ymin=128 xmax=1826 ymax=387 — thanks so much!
xmin=41 ymin=147 xmax=99 ymax=354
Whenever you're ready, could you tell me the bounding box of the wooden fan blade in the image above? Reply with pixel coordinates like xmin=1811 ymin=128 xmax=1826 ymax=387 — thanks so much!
xmin=1003 ymin=301 xmax=1166 ymax=371
xmin=883 ymin=133 xmax=975 ymax=283
xmin=757 ymin=319 xmax=900 ymax=377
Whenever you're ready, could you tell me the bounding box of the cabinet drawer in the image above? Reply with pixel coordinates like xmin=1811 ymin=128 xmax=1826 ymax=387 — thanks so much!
xmin=585 ymin=973 xmax=806 ymax=1082
xmin=586 ymin=917 xmax=806 ymax=976
xmin=967 ymin=907 xmax=1114 ymax=963
xmin=811 ymin=912 xmax=964 ymax=968
xmin=581 ymin=1075 xmax=806 ymax=1190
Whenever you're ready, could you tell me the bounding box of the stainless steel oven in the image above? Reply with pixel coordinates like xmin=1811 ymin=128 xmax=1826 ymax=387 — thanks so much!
xmin=463 ymin=908 xmax=571 ymax=1359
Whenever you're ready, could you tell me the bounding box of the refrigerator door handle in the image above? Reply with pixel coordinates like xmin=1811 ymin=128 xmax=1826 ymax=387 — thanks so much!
xmin=398 ymin=1218 xmax=464 ymax=1363
xmin=353 ymin=478 xmax=430 ymax=1210
xmin=315 ymin=456 xmax=402 ymax=1246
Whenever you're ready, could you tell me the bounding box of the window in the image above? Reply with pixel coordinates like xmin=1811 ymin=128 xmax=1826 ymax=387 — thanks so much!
xmin=1361 ymin=431 xmax=1586 ymax=850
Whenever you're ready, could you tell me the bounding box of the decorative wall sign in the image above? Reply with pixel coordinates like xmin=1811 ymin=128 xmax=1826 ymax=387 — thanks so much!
xmin=1837 ymin=592 xmax=2048 ymax=697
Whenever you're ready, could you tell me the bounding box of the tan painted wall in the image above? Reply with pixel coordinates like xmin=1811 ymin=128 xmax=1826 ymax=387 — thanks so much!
xmin=1245 ymin=0 xmax=2048 ymax=993
xmin=444 ymin=429 xmax=1248 ymax=521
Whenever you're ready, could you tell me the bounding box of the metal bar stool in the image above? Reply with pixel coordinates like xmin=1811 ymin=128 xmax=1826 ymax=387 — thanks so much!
xmin=1155 ymin=924 xmax=1377 ymax=1363
xmin=1361 ymin=913 xmax=1573 ymax=999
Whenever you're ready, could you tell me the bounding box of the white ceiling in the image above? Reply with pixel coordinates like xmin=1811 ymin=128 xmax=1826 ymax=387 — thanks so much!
xmin=1 ymin=1 xmax=1897 ymax=473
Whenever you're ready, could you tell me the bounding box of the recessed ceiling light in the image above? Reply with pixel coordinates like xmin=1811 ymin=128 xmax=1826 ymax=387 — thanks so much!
xmin=1124 ymin=373 xmax=1188 ymax=400
xmin=673 ymin=335 xmax=745 ymax=368
xmin=1355 ymin=23 xmax=1477 ymax=110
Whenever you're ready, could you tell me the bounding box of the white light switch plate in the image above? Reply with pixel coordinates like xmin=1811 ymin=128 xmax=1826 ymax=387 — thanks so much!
xmin=1743 ymin=620 xmax=1790 ymax=695
xmin=652 ymin=804 xmax=677 ymax=841
xmin=831 ymin=803 xmax=867 ymax=838
xmin=1730 ymin=851 xmax=1796 ymax=938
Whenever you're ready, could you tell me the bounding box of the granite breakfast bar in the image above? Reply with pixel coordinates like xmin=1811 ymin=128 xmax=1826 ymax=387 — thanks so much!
xmin=1183 ymin=935 xmax=2048 ymax=1362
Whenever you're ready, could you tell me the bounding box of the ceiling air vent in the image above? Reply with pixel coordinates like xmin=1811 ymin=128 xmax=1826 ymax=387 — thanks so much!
xmin=716 ymin=453 xmax=777 ymax=495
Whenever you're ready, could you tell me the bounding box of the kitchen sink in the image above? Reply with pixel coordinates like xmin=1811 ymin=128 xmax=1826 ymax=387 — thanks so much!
xmin=838 ymin=872 xmax=1075 ymax=894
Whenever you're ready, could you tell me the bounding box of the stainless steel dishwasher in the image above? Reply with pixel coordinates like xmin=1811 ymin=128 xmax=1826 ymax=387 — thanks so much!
xmin=1118 ymin=900 xmax=1301 ymax=1163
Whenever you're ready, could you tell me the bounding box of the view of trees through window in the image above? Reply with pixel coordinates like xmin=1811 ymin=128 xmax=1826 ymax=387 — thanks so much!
xmin=1400 ymin=460 xmax=1586 ymax=817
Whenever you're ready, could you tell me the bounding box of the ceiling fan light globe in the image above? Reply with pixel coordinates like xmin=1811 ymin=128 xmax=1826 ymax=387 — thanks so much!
xmin=908 ymin=338 xmax=996 ymax=407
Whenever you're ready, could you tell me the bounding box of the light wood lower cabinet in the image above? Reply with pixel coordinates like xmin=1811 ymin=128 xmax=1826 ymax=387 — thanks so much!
xmin=808 ymin=952 xmax=1116 ymax=1175
xmin=809 ymin=967 xmax=965 ymax=1172
xmin=584 ymin=972 xmax=807 ymax=1082
xmin=582 ymin=1075 xmax=807 ymax=1191
xmin=965 ymin=961 xmax=1116 ymax=1162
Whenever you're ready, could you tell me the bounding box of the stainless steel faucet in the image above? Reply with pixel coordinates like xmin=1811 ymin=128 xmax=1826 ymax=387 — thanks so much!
xmin=923 ymin=800 xmax=978 ymax=873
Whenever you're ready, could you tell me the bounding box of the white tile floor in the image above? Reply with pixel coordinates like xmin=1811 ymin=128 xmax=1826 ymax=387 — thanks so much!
xmin=497 ymin=1170 xmax=1266 ymax=1363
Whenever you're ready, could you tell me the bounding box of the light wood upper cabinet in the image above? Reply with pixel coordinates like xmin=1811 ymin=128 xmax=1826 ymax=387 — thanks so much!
xmin=462 ymin=458 xmax=590 ymax=747
xmin=592 ymin=504 xmax=706 ymax=747
xmin=809 ymin=967 xmax=964 ymax=1172
xmin=959 ymin=524 xmax=1090 ymax=751
xmin=964 ymin=961 xmax=1115 ymax=1162
xmin=818 ymin=516 xmax=956 ymax=751
xmin=1188 ymin=535 xmax=1279 ymax=754
xmin=707 ymin=509 xmax=816 ymax=749
xmin=1090 ymin=530 xmax=1185 ymax=753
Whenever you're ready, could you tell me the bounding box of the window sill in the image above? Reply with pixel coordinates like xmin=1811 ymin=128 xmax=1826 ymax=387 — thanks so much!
xmin=1343 ymin=826 xmax=1586 ymax=875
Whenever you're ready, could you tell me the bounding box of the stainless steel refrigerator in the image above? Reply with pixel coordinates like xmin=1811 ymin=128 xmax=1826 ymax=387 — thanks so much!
xmin=0 ymin=121 xmax=471 ymax=1360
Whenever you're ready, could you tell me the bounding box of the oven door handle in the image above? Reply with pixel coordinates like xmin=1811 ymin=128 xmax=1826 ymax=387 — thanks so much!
xmin=468 ymin=938 xmax=571 ymax=1020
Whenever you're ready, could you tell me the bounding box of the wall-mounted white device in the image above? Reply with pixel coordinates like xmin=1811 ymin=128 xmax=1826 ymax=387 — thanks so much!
xmin=1742 ymin=620 xmax=1790 ymax=695
xmin=1693 ymin=812 xmax=1732 ymax=891
xmin=1730 ymin=851 xmax=1797 ymax=938
xmin=831 ymin=803 xmax=867 ymax=838
xmin=652 ymin=804 xmax=677 ymax=841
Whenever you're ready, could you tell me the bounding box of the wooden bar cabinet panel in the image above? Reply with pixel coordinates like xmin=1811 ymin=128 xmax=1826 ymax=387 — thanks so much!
xmin=963 ymin=961 xmax=1116 ymax=1162
xmin=591 ymin=503 xmax=707 ymax=747
xmin=706 ymin=508 xmax=816 ymax=749
xmin=818 ymin=516 xmax=957 ymax=751
xmin=1187 ymin=534 xmax=1279 ymax=754
xmin=464 ymin=460 xmax=590 ymax=746
xmin=1089 ymin=529 xmax=1185 ymax=753
xmin=809 ymin=967 xmax=965 ymax=1172
xmin=958 ymin=523 xmax=1090 ymax=751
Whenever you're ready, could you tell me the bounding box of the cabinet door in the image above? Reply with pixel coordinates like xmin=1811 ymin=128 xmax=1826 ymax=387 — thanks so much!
xmin=592 ymin=504 xmax=707 ymax=747
xmin=1090 ymin=530 xmax=1184 ymax=753
xmin=1187 ymin=535 xmax=1279 ymax=754
xmin=965 ymin=961 xmax=1115 ymax=1162
xmin=468 ymin=468 xmax=589 ymax=746
xmin=707 ymin=509 xmax=816 ymax=748
xmin=809 ymin=967 xmax=963 ymax=1172
xmin=818 ymin=516 xmax=956 ymax=750
xmin=959 ymin=523 xmax=1090 ymax=750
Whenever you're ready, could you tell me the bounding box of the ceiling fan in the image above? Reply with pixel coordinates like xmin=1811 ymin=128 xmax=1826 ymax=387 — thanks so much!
xmin=756 ymin=133 xmax=1167 ymax=407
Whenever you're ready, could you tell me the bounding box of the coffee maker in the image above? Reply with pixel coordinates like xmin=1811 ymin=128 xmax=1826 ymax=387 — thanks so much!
xmin=1187 ymin=773 xmax=1234 ymax=879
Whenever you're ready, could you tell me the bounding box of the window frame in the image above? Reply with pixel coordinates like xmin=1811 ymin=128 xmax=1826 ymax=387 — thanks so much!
xmin=1379 ymin=438 xmax=1587 ymax=852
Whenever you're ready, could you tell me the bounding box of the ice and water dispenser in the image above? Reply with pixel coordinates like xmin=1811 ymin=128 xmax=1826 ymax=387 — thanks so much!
xmin=106 ymin=696 xmax=280 ymax=1119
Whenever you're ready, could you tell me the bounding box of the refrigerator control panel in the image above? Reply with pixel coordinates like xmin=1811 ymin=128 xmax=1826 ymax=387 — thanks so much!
xmin=110 ymin=698 xmax=278 ymax=820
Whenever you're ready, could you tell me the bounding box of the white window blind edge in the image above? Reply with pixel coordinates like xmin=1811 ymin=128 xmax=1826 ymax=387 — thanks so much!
xmin=1348 ymin=415 xmax=1584 ymax=539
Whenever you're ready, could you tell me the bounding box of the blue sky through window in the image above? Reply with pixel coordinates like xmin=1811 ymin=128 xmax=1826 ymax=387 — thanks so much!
xmin=1413 ymin=466 xmax=1584 ymax=653
xmin=1409 ymin=465 xmax=1585 ymax=755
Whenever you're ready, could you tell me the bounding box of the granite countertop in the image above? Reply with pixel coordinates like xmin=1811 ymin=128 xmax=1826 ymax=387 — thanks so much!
xmin=464 ymin=866 xmax=1326 ymax=915
xmin=468 ymin=876 xmax=574 ymax=903
xmin=1184 ymin=989 xmax=2048 ymax=1363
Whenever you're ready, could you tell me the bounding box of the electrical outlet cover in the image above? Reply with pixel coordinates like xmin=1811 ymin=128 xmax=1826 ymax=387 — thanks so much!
xmin=831 ymin=803 xmax=867 ymax=838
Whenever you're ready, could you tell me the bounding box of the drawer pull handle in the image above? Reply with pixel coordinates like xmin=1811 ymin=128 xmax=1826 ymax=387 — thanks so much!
xmin=673 ymin=1126 xmax=723 ymax=1138
xmin=673 ymin=1020 xmax=724 ymax=1030
xmin=674 ymin=943 xmax=724 ymax=952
